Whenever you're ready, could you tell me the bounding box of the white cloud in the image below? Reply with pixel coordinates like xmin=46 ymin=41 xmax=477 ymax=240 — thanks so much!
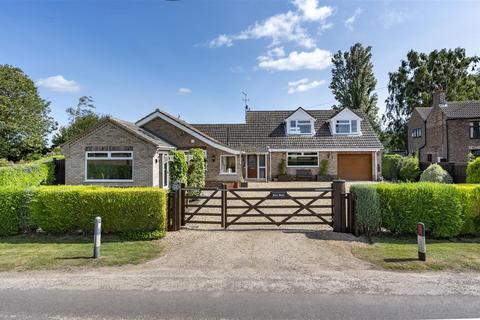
xmin=177 ymin=88 xmax=192 ymax=95
xmin=382 ymin=9 xmax=408 ymax=28
xmin=36 ymin=75 xmax=80 ymax=92
xmin=206 ymin=1 xmax=333 ymax=49
xmin=345 ymin=8 xmax=363 ymax=31
xmin=258 ymin=48 xmax=332 ymax=71
xmin=288 ymin=78 xmax=325 ymax=94
xmin=208 ymin=34 xmax=233 ymax=48
xmin=292 ymin=0 xmax=334 ymax=22
xmin=319 ymin=22 xmax=334 ymax=34
xmin=267 ymin=46 xmax=286 ymax=58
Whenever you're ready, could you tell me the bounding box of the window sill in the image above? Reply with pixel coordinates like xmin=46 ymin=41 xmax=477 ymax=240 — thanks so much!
xmin=219 ymin=173 xmax=238 ymax=175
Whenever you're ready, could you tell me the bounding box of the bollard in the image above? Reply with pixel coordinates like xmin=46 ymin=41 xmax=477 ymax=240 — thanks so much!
xmin=417 ymin=222 xmax=426 ymax=261
xmin=93 ymin=216 xmax=102 ymax=259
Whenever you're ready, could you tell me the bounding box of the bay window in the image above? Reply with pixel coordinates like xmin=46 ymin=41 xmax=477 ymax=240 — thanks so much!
xmin=287 ymin=152 xmax=319 ymax=167
xmin=86 ymin=151 xmax=133 ymax=181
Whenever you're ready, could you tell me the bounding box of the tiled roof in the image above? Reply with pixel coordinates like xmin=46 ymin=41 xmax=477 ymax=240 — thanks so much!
xmin=193 ymin=109 xmax=383 ymax=152
xmin=413 ymin=101 xmax=480 ymax=120
xmin=112 ymin=118 xmax=175 ymax=149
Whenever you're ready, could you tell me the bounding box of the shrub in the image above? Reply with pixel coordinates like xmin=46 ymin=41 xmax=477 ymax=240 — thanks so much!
xmin=319 ymin=159 xmax=328 ymax=176
xmin=187 ymin=148 xmax=205 ymax=195
xmin=350 ymin=184 xmax=381 ymax=236
xmin=381 ymin=154 xmax=403 ymax=181
xmin=279 ymin=159 xmax=287 ymax=176
xmin=466 ymin=157 xmax=480 ymax=183
xmin=398 ymin=156 xmax=420 ymax=182
xmin=121 ymin=229 xmax=166 ymax=241
xmin=0 ymin=159 xmax=9 ymax=167
xmin=420 ymin=164 xmax=453 ymax=183
xmin=169 ymin=151 xmax=188 ymax=189
xmin=0 ymin=188 xmax=33 ymax=236
xmin=0 ymin=157 xmax=57 ymax=187
xmin=30 ymin=186 xmax=167 ymax=235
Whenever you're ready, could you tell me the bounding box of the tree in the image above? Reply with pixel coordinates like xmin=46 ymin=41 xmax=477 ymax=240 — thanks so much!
xmin=52 ymin=96 xmax=106 ymax=147
xmin=330 ymin=43 xmax=380 ymax=131
xmin=383 ymin=48 xmax=480 ymax=151
xmin=0 ymin=65 xmax=56 ymax=161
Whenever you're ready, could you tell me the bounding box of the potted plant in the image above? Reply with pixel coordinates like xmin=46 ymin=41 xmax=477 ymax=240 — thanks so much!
xmin=278 ymin=159 xmax=289 ymax=182
xmin=317 ymin=159 xmax=330 ymax=181
xmin=240 ymin=172 xmax=248 ymax=188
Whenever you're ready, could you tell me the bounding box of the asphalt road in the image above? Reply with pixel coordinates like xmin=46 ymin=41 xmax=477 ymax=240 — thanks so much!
xmin=0 ymin=289 xmax=479 ymax=320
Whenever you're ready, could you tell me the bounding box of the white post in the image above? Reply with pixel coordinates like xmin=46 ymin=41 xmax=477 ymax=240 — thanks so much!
xmin=93 ymin=216 xmax=102 ymax=259
xmin=417 ymin=222 xmax=426 ymax=261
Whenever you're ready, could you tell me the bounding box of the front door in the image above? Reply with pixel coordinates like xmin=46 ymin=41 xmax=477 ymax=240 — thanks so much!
xmin=247 ymin=155 xmax=257 ymax=178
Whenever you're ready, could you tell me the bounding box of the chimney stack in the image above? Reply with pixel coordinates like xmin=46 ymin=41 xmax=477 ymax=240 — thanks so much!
xmin=432 ymin=90 xmax=447 ymax=108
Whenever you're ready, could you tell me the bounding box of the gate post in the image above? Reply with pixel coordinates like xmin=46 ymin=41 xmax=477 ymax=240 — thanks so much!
xmin=180 ymin=183 xmax=186 ymax=227
xmin=332 ymin=180 xmax=346 ymax=232
xmin=221 ymin=183 xmax=227 ymax=229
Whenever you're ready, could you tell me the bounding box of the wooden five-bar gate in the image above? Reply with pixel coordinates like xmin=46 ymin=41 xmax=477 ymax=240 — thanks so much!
xmin=168 ymin=180 xmax=355 ymax=233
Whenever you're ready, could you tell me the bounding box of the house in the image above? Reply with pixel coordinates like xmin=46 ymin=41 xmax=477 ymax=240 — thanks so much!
xmin=61 ymin=106 xmax=383 ymax=187
xmin=408 ymin=90 xmax=480 ymax=163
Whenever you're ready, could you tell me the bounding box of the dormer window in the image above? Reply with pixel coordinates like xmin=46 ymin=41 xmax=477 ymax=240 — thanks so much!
xmin=289 ymin=120 xmax=312 ymax=135
xmin=335 ymin=120 xmax=358 ymax=134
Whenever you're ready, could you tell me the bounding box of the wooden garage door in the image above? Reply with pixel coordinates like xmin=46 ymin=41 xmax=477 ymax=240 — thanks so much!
xmin=337 ymin=154 xmax=372 ymax=181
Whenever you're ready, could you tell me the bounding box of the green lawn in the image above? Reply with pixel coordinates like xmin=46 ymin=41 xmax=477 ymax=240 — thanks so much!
xmin=353 ymin=237 xmax=480 ymax=271
xmin=0 ymin=234 xmax=163 ymax=272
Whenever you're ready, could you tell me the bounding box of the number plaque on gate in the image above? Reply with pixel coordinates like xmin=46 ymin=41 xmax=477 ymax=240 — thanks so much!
xmin=270 ymin=190 xmax=288 ymax=198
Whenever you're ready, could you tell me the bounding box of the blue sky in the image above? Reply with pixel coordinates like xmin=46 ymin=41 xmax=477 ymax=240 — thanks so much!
xmin=1 ymin=0 xmax=480 ymax=129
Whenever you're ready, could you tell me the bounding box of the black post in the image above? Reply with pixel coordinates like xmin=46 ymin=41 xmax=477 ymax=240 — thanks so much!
xmin=332 ymin=180 xmax=346 ymax=232
xmin=180 ymin=183 xmax=186 ymax=227
xmin=221 ymin=183 xmax=227 ymax=229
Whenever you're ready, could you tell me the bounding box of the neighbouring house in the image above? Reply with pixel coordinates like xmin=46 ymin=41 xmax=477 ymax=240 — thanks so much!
xmin=408 ymin=90 xmax=480 ymax=164
xmin=61 ymin=106 xmax=383 ymax=187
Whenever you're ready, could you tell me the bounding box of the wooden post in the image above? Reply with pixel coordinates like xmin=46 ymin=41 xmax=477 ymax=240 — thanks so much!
xmin=332 ymin=180 xmax=346 ymax=232
xmin=180 ymin=183 xmax=186 ymax=227
xmin=167 ymin=192 xmax=175 ymax=231
xmin=221 ymin=183 xmax=227 ymax=229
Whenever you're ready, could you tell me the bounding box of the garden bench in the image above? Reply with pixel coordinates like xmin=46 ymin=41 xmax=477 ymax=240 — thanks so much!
xmin=296 ymin=169 xmax=313 ymax=181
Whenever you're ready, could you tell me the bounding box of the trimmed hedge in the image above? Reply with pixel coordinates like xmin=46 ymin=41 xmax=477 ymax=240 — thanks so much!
xmin=351 ymin=183 xmax=480 ymax=238
xmin=30 ymin=186 xmax=167 ymax=234
xmin=0 ymin=157 xmax=57 ymax=187
xmin=0 ymin=188 xmax=33 ymax=236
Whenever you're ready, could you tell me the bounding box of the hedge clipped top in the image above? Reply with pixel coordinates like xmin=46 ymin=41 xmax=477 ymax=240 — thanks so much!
xmin=0 ymin=156 xmax=59 ymax=187
xmin=351 ymin=183 xmax=480 ymax=238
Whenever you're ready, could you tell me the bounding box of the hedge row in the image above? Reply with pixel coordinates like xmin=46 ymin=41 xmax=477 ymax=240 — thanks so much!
xmin=351 ymin=183 xmax=480 ymax=238
xmin=0 ymin=157 xmax=57 ymax=187
xmin=382 ymin=154 xmax=420 ymax=182
xmin=0 ymin=186 xmax=167 ymax=238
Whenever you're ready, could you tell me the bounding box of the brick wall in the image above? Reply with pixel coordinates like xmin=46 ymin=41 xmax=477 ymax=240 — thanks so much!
xmin=407 ymin=110 xmax=426 ymax=158
xmin=424 ymin=106 xmax=447 ymax=162
xmin=447 ymin=119 xmax=480 ymax=163
xmin=141 ymin=117 xmax=240 ymax=183
xmin=61 ymin=122 xmax=158 ymax=186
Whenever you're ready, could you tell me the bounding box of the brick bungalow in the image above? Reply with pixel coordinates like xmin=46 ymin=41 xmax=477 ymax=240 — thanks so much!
xmin=61 ymin=106 xmax=383 ymax=187
xmin=408 ymin=90 xmax=480 ymax=163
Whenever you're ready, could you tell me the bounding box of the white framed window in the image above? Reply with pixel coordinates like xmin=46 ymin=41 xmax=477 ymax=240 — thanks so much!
xmin=220 ymin=155 xmax=237 ymax=174
xmin=287 ymin=152 xmax=319 ymax=167
xmin=289 ymin=120 xmax=313 ymax=135
xmin=335 ymin=120 xmax=358 ymax=134
xmin=85 ymin=151 xmax=133 ymax=182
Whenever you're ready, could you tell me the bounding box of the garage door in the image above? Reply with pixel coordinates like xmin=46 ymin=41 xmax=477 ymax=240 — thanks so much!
xmin=337 ymin=154 xmax=372 ymax=181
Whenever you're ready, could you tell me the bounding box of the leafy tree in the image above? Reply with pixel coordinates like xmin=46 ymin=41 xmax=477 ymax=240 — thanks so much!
xmin=0 ymin=65 xmax=56 ymax=161
xmin=330 ymin=43 xmax=380 ymax=131
xmin=383 ymin=48 xmax=480 ymax=151
xmin=52 ymin=96 xmax=106 ymax=147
